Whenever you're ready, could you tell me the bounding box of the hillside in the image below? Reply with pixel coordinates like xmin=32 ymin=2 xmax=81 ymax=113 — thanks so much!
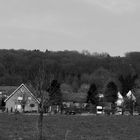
xmin=0 ymin=49 xmax=140 ymax=97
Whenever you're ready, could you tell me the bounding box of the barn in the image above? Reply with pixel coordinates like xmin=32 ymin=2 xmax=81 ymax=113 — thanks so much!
xmin=4 ymin=83 xmax=40 ymax=113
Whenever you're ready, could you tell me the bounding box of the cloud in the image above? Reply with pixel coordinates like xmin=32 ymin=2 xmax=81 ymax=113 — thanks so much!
xmin=84 ymin=0 xmax=136 ymax=14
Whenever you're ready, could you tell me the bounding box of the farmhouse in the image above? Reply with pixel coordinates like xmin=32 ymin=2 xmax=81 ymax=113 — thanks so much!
xmin=4 ymin=84 xmax=40 ymax=113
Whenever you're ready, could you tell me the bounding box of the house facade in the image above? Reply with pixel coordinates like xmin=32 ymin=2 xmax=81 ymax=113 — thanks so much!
xmin=5 ymin=84 xmax=40 ymax=113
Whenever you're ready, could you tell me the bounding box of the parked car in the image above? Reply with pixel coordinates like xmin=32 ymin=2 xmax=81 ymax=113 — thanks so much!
xmin=96 ymin=106 xmax=104 ymax=115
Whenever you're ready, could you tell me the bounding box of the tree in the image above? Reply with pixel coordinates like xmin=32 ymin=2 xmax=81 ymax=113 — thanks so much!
xmin=81 ymin=73 xmax=90 ymax=84
xmin=77 ymin=84 xmax=89 ymax=102
xmin=90 ymin=67 xmax=114 ymax=90
xmin=0 ymin=49 xmax=140 ymax=88
xmin=87 ymin=83 xmax=98 ymax=105
xmin=125 ymin=52 xmax=140 ymax=75
xmin=33 ymin=63 xmax=51 ymax=140
xmin=0 ymin=96 xmax=6 ymax=112
xmin=119 ymin=74 xmax=138 ymax=96
xmin=48 ymin=80 xmax=62 ymax=108
xmin=104 ymin=81 xmax=118 ymax=104
xmin=71 ymin=75 xmax=80 ymax=92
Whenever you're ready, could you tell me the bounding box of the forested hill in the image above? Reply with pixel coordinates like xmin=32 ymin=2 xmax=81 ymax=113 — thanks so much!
xmin=0 ymin=49 xmax=140 ymax=94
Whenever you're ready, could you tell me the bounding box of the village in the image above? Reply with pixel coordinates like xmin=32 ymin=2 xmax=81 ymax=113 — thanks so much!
xmin=1 ymin=0 xmax=140 ymax=139
xmin=0 ymin=83 xmax=139 ymax=116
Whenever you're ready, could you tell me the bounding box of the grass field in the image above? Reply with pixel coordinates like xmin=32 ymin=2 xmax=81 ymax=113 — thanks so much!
xmin=0 ymin=113 xmax=140 ymax=140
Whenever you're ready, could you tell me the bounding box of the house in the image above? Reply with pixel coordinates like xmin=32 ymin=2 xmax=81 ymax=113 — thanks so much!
xmin=123 ymin=90 xmax=136 ymax=115
xmin=116 ymin=92 xmax=124 ymax=107
xmin=0 ymin=86 xmax=18 ymax=111
xmin=115 ymin=92 xmax=124 ymax=115
xmin=4 ymin=83 xmax=40 ymax=113
xmin=126 ymin=90 xmax=136 ymax=102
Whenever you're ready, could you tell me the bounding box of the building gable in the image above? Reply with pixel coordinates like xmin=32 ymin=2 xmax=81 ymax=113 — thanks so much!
xmin=5 ymin=83 xmax=40 ymax=104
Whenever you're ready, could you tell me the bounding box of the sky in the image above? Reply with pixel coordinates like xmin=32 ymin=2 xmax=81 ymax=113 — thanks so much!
xmin=0 ymin=0 xmax=140 ymax=56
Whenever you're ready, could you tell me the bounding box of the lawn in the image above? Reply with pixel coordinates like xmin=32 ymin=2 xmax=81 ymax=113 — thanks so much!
xmin=0 ymin=113 xmax=140 ymax=140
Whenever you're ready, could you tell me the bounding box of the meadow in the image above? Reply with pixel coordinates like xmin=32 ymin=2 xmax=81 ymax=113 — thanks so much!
xmin=0 ymin=113 xmax=140 ymax=140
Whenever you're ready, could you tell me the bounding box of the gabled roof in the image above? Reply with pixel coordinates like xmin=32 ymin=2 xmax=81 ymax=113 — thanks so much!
xmin=117 ymin=92 xmax=123 ymax=99
xmin=4 ymin=83 xmax=40 ymax=104
xmin=116 ymin=92 xmax=124 ymax=106
xmin=126 ymin=90 xmax=136 ymax=101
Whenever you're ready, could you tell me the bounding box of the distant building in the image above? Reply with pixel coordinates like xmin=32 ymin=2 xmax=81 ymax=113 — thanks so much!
xmin=4 ymin=83 xmax=40 ymax=113
xmin=126 ymin=90 xmax=136 ymax=102
xmin=116 ymin=92 xmax=124 ymax=107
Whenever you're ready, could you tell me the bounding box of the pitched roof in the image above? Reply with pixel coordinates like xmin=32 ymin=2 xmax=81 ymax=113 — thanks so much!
xmin=117 ymin=92 xmax=123 ymax=99
xmin=4 ymin=83 xmax=40 ymax=104
xmin=126 ymin=90 xmax=136 ymax=101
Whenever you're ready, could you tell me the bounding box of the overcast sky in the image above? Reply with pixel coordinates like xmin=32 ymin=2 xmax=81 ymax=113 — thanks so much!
xmin=0 ymin=0 xmax=140 ymax=56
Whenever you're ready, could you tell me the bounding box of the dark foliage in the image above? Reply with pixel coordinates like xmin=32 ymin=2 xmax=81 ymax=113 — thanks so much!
xmin=48 ymin=80 xmax=62 ymax=105
xmin=0 ymin=49 xmax=139 ymax=99
xmin=125 ymin=52 xmax=140 ymax=75
xmin=104 ymin=81 xmax=118 ymax=104
xmin=1 ymin=98 xmax=5 ymax=107
xmin=0 ymin=97 xmax=6 ymax=111
xmin=119 ymin=74 xmax=138 ymax=96
xmin=87 ymin=83 xmax=98 ymax=105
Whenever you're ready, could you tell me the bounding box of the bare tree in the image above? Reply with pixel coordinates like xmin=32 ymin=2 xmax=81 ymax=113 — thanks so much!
xmin=34 ymin=63 xmax=53 ymax=140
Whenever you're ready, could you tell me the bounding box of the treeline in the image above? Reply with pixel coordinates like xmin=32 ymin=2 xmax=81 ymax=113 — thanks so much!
xmin=0 ymin=49 xmax=140 ymax=98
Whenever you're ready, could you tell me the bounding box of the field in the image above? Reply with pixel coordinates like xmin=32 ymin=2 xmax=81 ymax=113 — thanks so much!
xmin=0 ymin=113 xmax=140 ymax=140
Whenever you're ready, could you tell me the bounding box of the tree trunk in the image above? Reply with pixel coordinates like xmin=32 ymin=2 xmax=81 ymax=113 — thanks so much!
xmin=22 ymin=105 xmax=25 ymax=113
xmin=122 ymin=103 xmax=125 ymax=115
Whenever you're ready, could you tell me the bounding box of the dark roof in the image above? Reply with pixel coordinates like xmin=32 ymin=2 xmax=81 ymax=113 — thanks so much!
xmin=0 ymin=86 xmax=18 ymax=96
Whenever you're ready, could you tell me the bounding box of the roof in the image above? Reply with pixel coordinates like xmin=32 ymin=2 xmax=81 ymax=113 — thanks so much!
xmin=4 ymin=83 xmax=40 ymax=104
xmin=126 ymin=90 xmax=136 ymax=101
xmin=117 ymin=92 xmax=123 ymax=99
xmin=0 ymin=86 xmax=18 ymax=96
